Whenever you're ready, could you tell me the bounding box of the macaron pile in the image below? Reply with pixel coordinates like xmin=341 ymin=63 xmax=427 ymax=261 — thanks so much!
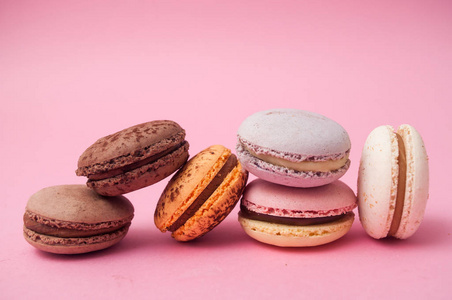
xmin=24 ymin=120 xmax=249 ymax=254
xmin=237 ymin=109 xmax=357 ymax=247
xmin=23 ymin=109 xmax=430 ymax=255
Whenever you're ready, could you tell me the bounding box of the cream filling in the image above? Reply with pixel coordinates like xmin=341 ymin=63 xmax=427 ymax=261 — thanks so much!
xmin=388 ymin=132 xmax=407 ymax=237
xmin=245 ymin=146 xmax=349 ymax=172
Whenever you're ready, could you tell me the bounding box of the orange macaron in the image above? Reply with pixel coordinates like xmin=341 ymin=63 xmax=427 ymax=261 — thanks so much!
xmin=154 ymin=145 xmax=248 ymax=241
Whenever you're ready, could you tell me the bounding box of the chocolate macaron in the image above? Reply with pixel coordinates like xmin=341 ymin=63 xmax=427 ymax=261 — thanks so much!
xmin=154 ymin=145 xmax=248 ymax=241
xmin=23 ymin=185 xmax=134 ymax=254
xmin=76 ymin=120 xmax=189 ymax=196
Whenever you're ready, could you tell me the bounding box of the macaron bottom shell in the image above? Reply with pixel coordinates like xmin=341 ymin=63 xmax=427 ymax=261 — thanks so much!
xmin=238 ymin=212 xmax=354 ymax=247
xmin=23 ymin=225 xmax=130 ymax=255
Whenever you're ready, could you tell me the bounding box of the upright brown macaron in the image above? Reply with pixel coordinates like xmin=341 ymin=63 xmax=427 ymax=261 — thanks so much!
xmin=154 ymin=145 xmax=248 ymax=241
xmin=23 ymin=185 xmax=134 ymax=254
xmin=76 ymin=120 xmax=189 ymax=196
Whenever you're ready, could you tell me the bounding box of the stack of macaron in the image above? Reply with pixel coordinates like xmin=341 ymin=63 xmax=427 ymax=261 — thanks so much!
xmin=23 ymin=120 xmax=249 ymax=254
xmin=236 ymin=109 xmax=357 ymax=247
xmin=236 ymin=109 xmax=430 ymax=246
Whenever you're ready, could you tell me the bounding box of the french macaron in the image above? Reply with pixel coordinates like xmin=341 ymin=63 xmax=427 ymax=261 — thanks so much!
xmin=236 ymin=109 xmax=351 ymax=188
xmin=23 ymin=185 xmax=134 ymax=254
xmin=154 ymin=145 xmax=248 ymax=241
xmin=357 ymin=124 xmax=429 ymax=239
xmin=76 ymin=120 xmax=189 ymax=196
xmin=238 ymin=179 xmax=357 ymax=247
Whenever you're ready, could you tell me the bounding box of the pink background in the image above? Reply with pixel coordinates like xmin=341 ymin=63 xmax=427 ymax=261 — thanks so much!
xmin=1 ymin=1 xmax=451 ymax=299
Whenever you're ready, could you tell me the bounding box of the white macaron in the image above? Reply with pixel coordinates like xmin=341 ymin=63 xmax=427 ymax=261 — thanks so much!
xmin=357 ymin=124 xmax=429 ymax=239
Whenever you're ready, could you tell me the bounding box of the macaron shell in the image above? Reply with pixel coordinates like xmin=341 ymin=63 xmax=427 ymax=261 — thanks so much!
xmin=88 ymin=143 xmax=189 ymax=196
xmin=242 ymin=179 xmax=357 ymax=218
xmin=238 ymin=212 xmax=354 ymax=247
xmin=171 ymin=162 xmax=248 ymax=241
xmin=237 ymin=109 xmax=351 ymax=158
xmin=236 ymin=145 xmax=350 ymax=188
xmin=26 ymin=185 xmax=134 ymax=224
xmin=77 ymin=120 xmax=185 ymax=170
xmin=154 ymin=145 xmax=232 ymax=231
xmin=394 ymin=124 xmax=429 ymax=239
xmin=23 ymin=225 xmax=130 ymax=254
xmin=357 ymin=125 xmax=398 ymax=239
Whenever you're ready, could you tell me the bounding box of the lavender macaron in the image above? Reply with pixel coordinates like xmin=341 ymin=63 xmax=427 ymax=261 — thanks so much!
xmin=236 ymin=109 xmax=351 ymax=188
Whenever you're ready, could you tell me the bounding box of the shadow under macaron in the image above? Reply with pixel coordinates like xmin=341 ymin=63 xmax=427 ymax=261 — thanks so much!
xmin=362 ymin=216 xmax=447 ymax=248
xmin=164 ymin=217 xmax=252 ymax=249
xmin=238 ymin=224 xmax=363 ymax=254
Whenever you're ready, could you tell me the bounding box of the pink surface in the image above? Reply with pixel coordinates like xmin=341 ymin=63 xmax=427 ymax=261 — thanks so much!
xmin=1 ymin=1 xmax=451 ymax=299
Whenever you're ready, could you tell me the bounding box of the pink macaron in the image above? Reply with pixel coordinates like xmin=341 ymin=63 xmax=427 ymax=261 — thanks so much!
xmin=238 ymin=179 xmax=357 ymax=247
xmin=236 ymin=109 xmax=351 ymax=188
xmin=357 ymin=124 xmax=429 ymax=239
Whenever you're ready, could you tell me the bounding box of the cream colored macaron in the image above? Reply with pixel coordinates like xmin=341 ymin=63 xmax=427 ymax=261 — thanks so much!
xmin=357 ymin=124 xmax=429 ymax=239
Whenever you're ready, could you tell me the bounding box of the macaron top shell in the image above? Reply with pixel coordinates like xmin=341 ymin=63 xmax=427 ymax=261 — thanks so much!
xmin=357 ymin=125 xmax=397 ymax=239
xmin=76 ymin=120 xmax=186 ymax=176
xmin=26 ymin=185 xmax=134 ymax=225
xmin=242 ymin=179 xmax=357 ymax=218
xmin=358 ymin=124 xmax=429 ymax=239
xmin=237 ymin=109 xmax=351 ymax=161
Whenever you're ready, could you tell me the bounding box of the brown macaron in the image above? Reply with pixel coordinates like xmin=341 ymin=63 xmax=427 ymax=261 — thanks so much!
xmin=23 ymin=185 xmax=134 ymax=254
xmin=154 ymin=145 xmax=248 ymax=241
xmin=76 ymin=120 xmax=189 ymax=196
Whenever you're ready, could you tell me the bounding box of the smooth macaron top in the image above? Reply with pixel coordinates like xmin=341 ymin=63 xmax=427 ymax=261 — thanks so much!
xmin=25 ymin=185 xmax=134 ymax=225
xmin=76 ymin=120 xmax=186 ymax=176
xmin=237 ymin=109 xmax=351 ymax=161
xmin=358 ymin=124 xmax=429 ymax=239
xmin=242 ymin=179 xmax=357 ymax=218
